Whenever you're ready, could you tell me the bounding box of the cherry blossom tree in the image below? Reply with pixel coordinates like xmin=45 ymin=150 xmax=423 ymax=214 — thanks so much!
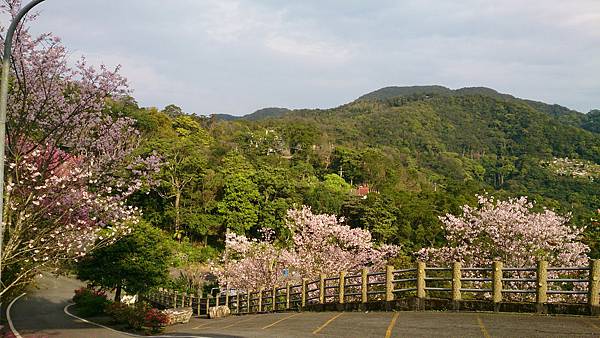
xmin=214 ymin=206 xmax=399 ymax=291
xmin=417 ymin=195 xmax=590 ymax=301
xmin=416 ymin=195 xmax=589 ymax=268
xmin=0 ymin=0 xmax=155 ymax=297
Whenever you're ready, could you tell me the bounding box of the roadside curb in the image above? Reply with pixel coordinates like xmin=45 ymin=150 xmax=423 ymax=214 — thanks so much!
xmin=63 ymin=303 xmax=210 ymax=338
xmin=6 ymin=293 xmax=25 ymax=338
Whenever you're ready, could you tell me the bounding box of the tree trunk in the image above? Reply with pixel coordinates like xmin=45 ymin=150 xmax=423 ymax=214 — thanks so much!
xmin=115 ymin=284 xmax=122 ymax=302
xmin=175 ymin=189 xmax=181 ymax=236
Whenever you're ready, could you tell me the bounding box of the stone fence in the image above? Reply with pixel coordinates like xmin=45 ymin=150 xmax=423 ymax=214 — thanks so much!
xmin=145 ymin=260 xmax=600 ymax=316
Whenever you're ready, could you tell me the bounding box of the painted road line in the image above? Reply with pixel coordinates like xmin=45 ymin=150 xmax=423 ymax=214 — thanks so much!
xmin=64 ymin=303 xmax=210 ymax=338
xmin=312 ymin=312 xmax=344 ymax=335
xmin=262 ymin=313 xmax=300 ymax=329
xmin=477 ymin=316 xmax=491 ymax=338
xmin=220 ymin=316 xmax=255 ymax=329
xmin=192 ymin=321 xmax=214 ymax=329
xmin=7 ymin=293 xmax=26 ymax=338
xmin=384 ymin=312 xmax=400 ymax=338
xmin=582 ymin=318 xmax=600 ymax=331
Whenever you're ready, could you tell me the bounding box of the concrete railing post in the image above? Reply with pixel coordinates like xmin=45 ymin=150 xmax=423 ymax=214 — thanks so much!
xmin=301 ymin=279 xmax=307 ymax=307
xmin=319 ymin=273 xmax=326 ymax=304
xmin=589 ymin=259 xmax=600 ymax=308
xmin=286 ymin=282 xmax=291 ymax=309
xmin=536 ymin=260 xmax=548 ymax=305
xmin=361 ymin=267 xmax=368 ymax=303
xmin=258 ymin=288 xmax=263 ymax=312
xmin=339 ymin=271 xmax=346 ymax=304
xmin=452 ymin=262 xmax=462 ymax=301
xmin=417 ymin=262 xmax=426 ymax=299
xmin=492 ymin=261 xmax=503 ymax=304
xmin=236 ymin=291 xmax=241 ymax=314
xmin=225 ymin=286 xmax=230 ymax=307
xmin=385 ymin=265 xmax=394 ymax=301
xmin=216 ymin=293 xmax=220 ymax=307
xmin=189 ymin=294 xmax=193 ymax=307
xmin=247 ymin=291 xmax=251 ymax=313
xmin=173 ymin=291 xmax=178 ymax=308
xmin=272 ymin=285 xmax=277 ymax=312
xmin=197 ymin=290 xmax=202 ymax=315
xmin=181 ymin=293 xmax=186 ymax=308
xmin=206 ymin=296 xmax=210 ymax=315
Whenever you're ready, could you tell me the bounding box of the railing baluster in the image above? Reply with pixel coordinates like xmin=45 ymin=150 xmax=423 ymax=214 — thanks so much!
xmin=361 ymin=267 xmax=368 ymax=303
xmin=492 ymin=261 xmax=503 ymax=304
xmin=452 ymin=262 xmax=461 ymax=301
xmin=417 ymin=262 xmax=426 ymax=299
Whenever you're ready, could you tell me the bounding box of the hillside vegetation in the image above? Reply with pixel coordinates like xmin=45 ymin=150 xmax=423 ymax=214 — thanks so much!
xmin=117 ymin=86 xmax=600 ymax=259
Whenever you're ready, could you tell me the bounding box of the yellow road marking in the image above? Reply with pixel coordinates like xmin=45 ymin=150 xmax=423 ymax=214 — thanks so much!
xmin=221 ymin=316 xmax=255 ymax=329
xmin=192 ymin=321 xmax=213 ymax=329
xmin=262 ymin=313 xmax=300 ymax=329
xmin=477 ymin=316 xmax=491 ymax=338
xmin=313 ymin=312 xmax=344 ymax=335
xmin=384 ymin=312 xmax=400 ymax=338
xmin=583 ymin=319 xmax=600 ymax=331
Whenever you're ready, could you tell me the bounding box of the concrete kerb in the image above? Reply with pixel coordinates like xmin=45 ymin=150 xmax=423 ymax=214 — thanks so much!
xmin=6 ymin=293 xmax=25 ymax=338
xmin=62 ymin=303 xmax=211 ymax=338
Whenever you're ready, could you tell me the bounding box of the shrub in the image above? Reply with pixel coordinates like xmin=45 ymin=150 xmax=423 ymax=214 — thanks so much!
xmin=145 ymin=308 xmax=169 ymax=333
xmin=104 ymin=301 xmax=129 ymax=323
xmin=72 ymin=287 xmax=109 ymax=317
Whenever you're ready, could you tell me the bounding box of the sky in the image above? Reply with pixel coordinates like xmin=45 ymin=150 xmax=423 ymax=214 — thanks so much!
xmin=19 ymin=0 xmax=600 ymax=115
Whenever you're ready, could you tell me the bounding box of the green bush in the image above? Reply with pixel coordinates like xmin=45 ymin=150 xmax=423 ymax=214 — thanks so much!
xmin=172 ymin=240 xmax=219 ymax=266
xmin=72 ymin=287 xmax=109 ymax=317
xmin=105 ymin=301 xmax=152 ymax=330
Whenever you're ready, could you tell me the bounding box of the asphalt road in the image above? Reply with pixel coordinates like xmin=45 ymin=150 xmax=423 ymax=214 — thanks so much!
xmin=9 ymin=275 xmax=600 ymax=338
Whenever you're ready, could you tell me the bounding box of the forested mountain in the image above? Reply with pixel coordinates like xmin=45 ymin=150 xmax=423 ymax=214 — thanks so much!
xmin=116 ymin=86 xmax=600 ymax=260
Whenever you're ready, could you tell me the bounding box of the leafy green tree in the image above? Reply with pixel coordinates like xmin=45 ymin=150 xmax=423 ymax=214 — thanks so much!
xmin=77 ymin=222 xmax=173 ymax=302
xmin=218 ymin=173 xmax=260 ymax=234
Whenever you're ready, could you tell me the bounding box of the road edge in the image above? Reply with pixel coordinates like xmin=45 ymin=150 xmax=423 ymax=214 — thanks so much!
xmin=6 ymin=293 xmax=26 ymax=338
xmin=63 ymin=303 xmax=209 ymax=338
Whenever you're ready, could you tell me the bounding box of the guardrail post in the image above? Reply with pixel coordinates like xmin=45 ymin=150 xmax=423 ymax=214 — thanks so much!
xmin=206 ymin=296 xmax=211 ymax=315
xmin=286 ymin=282 xmax=291 ymax=309
xmin=196 ymin=289 xmax=202 ymax=316
xmin=181 ymin=293 xmax=186 ymax=308
xmin=536 ymin=260 xmax=548 ymax=312
xmin=173 ymin=291 xmax=178 ymax=308
xmin=385 ymin=265 xmax=394 ymax=301
xmin=236 ymin=291 xmax=241 ymax=314
xmin=189 ymin=294 xmax=193 ymax=307
xmin=361 ymin=267 xmax=368 ymax=303
xmin=339 ymin=271 xmax=346 ymax=304
xmin=319 ymin=273 xmax=326 ymax=304
xmin=452 ymin=262 xmax=461 ymax=302
xmin=302 ymin=279 xmax=308 ymax=307
xmin=492 ymin=261 xmax=503 ymax=306
xmin=225 ymin=285 xmax=230 ymax=307
xmin=247 ymin=291 xmax=251 ymax=313
xmin=216 ymin=293 xmax=220 ymax=307
xmin=417 ymin=262 xmax=426 ymax=299
xmin=272 ymin=285 xmax=277 ymax=312
xmin=258 ymin=288 xmax=263 ymax=312
xmin=589 ymin=260 xmax=599 ymax=311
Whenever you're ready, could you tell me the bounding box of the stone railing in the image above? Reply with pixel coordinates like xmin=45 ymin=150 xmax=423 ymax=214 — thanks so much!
xmin=146 ymin=260 xmax=600 ymax=316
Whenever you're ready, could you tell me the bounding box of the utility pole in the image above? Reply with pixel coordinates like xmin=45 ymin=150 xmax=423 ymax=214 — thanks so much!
xmin=0 ymin=0 xmax=48 ymax=291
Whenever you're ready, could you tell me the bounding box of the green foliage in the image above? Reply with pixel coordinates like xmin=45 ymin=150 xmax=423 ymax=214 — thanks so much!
xmin=105 ymin=301 xmax=152 ymax=330
xmin=121 ymin=86 xmax=599 ymax=260
xmin=72 ymin=287 xmax=110 ymax=317
xmin=76 ymin=222 xmax=173 ymax=300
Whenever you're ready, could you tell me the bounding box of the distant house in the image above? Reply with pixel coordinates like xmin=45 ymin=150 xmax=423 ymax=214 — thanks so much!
xmin=352 ymin=184 xmax=377 ymax=199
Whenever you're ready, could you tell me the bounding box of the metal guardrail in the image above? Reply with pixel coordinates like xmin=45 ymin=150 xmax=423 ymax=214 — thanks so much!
xmin=146 ymin=260 xmax=600 ymax=316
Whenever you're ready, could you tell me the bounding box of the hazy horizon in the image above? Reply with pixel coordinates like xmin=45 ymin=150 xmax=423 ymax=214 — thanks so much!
xmin=25 ymin=0 xmax=600 ymax=115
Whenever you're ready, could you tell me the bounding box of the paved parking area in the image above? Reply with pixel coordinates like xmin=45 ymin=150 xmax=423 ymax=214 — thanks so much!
xmin=166 ymin=311 xmax=600 ymax=338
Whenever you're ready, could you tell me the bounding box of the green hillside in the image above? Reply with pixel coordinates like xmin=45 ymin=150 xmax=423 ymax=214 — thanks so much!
xmin=120 ymin=86 xmax=600 ymax=259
